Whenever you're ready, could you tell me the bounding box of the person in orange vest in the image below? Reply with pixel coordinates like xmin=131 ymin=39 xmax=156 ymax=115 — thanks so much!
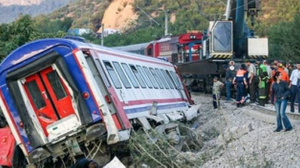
xmin=233 ymin=64 xmax=248 ymax=107
xmin=277 ymin=63 xmax=290 ymax=83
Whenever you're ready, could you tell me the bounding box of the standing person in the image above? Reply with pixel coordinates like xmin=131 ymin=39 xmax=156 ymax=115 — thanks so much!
xmin=277 ymin=63 xmax=290 ymax=83
xmin=257 ymin=61 xmax=269 ymax=106
xmin=283 ymin=62 xmax=289 ymax=74
xmin=270 ymin=62 xmax=278 ymax=84
xmin=233 ymin=64 xmax=248 ymax=107
xmin=288 ymin=64 xmax=294 ymax=77
xmin=246 ymin=60 xmax=256 ymax=103
xmin=263 ymin=60 xmax=272 ymax=103
xmin=289 ymin=63 xmax=300 ymax=113
xmin=271 ymin=71 xmax=293 ymax=132
xmin=212 ymin=77 xmax=224 ymax=109
xmin=225 ymin=61 xmax=236 ymax=101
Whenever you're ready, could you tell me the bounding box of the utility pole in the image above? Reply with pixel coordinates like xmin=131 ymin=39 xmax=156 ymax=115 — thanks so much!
xmin=101 ymin=24 xmax=104 ymax=46
xmin=164 ymin=10 xmax=168 ymax=36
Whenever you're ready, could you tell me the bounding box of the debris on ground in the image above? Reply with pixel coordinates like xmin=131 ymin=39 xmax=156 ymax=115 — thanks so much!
xmin=104 ymin=157 xmax=126 ymax=168
xmin=125 ymin=93 xmax=300 ymax=167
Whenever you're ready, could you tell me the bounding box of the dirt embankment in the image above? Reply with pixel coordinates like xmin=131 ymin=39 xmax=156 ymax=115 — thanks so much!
xmin=98 ymin=0 xmax=138 ymax=33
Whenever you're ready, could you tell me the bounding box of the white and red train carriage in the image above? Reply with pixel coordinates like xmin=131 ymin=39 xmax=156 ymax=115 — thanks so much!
xmin=0 ymin=38 xmax=199 ymax=167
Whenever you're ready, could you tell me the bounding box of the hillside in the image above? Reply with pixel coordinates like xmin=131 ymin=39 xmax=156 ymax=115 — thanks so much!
xmin=50 ymin=0 xmax=300 ymax=36
xmin=4 ymin=0 xmax=300 ymax=35
xmin=47 ymin=0 xmax=111 ymax=31
xmin=0 ymin=0 xmax=77 ymax=23
xmin=0 ymin=0 xmax=299 ymax=60
xmin=251 ymin=0 xmax=300 ymax=35
xmin=100 ymin=0 xmax=137 ymax=32
xmin=0 ymin=0 xmax=42 ymax=6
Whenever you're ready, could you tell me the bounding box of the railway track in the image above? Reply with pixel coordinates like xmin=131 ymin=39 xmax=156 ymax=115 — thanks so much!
xmin=241 ymin=102 xmax=300 ymax=124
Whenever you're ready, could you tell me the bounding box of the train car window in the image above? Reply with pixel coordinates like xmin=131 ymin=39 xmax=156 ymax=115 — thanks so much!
xmin=147 ymin=47 xmax=152 ymax=56
xmin=150 ymin=68 xmax=164 ymax=89
xmin=103 ymin=61 xmax=122 ymax=89
xmin=121 ymin=63 xmax=139 ymax=88
xmin=130 ymin=65 xmax=146 ymax=88
xmin=136 ymin=65 xmax=153 ymax=88
xmin=112 ymin=62 xmax=131 ymax=89
xmin=143 ymin=66 xmax=158 ymax=89
xmin=156 ymin=68 xmax=169 ymax=89
xmin=86 ymin=56 xmax=112 ymax=88
xmin=95 ymin=59 xmax=111 ymax=87
xmin=161 ymin=69 xmax=174 ymax=89
xmin=46 ymin=71 xmax=67 ymax=100
xmin=170 ymin=71 xmax=183 ymax=89
xmin=26 ymin=80 xmax=46 ymax=109
xmin=166 ymin=70 xmax=178 ymax=89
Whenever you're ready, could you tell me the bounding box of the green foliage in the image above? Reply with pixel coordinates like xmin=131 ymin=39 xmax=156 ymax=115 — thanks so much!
xmin=101 ymin=0 xmax=215 ymax=46
xmin=267 ymin=13 xmax=300 ymax=61
xmin=0 ymin=15 xmax=34 ymax=58
xmin=0 ymin=15 xmax=67 ymax=59
xmin=83 ymin=25 xmax=165 ymax=47
xmin=128 ymin=129 xmax=202 ymax=167
xmin=34 ymin=16 xmax=73 ymax=33
xmin=49 ymin=0 xmax=110 ymax=31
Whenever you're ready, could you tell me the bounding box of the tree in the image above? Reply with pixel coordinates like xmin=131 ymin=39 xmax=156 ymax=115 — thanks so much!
xmin=268 ymin=13 xmax=300 ymax=61
xmin=0 ymin=15 xmax=35 ymax=59
xmin=0 ymin=15 xmax=67 ymax=60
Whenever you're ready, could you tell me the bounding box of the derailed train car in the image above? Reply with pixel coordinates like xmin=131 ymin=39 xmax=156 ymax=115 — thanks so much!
xmin=0 ymin=38 xmax=199 ymax=167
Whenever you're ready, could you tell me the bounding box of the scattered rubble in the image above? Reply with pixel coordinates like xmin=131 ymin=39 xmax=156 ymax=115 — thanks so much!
xmin=192 ymin=93 xmax=300 ymax=168
xmin=218 ymin=123 xmax=253 ymax=145
xmin=125 ymin=93 xmax=300 ymax=167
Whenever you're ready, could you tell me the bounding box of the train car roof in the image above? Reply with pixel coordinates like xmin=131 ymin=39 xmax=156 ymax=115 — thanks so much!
xmin=0 ymin=38 xmax=173 ymax=75
xmin=112 ymin=42 xmax=150 ymax=51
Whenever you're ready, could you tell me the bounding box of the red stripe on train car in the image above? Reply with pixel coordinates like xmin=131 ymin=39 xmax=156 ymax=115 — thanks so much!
xmin=112 ymin=114 xmax=122 ymax=130
xmin=121 ymin=98 xmax=188 ymax=106
xmin=106 ymin=87 xmax=131 ymax=129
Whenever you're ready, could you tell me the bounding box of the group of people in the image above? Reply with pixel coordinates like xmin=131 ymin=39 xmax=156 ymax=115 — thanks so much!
xmin=212 ymin=60 xmax=299 ymax=132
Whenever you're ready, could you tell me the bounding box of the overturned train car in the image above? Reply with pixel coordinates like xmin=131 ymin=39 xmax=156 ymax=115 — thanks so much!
xmin=0 ymin=38 xmax=199 ymax=167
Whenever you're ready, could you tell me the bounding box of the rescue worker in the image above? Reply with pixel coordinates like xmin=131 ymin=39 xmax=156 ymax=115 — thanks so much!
xmin=225 ymin=61 xmax=236 ymax=101
xmin=233 ymin=64 xmax=248 ymax=107
xmin=277 ymin=63 xmax=290 ymax=83
xmin=257 ymin=61 xmax=269 ymax=106
xmin=263 ymin=60 xmax=272 ymax=103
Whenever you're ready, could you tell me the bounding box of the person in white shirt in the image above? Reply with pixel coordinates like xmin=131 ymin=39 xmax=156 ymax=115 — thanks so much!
xmin=289 ymin=63 xmax=300 ymax=113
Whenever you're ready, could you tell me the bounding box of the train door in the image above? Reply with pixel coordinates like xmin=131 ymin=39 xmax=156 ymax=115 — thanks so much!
xmin=23 ymin=66 xmax=76 ymax=136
